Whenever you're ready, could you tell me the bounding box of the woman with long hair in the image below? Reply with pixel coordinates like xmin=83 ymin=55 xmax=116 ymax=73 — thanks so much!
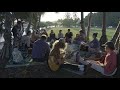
xmin=50 ymin=38 xmax=67 ymax=64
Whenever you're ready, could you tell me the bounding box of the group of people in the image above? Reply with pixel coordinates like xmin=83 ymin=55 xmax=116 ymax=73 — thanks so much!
xmin=11 ymin=21 xmax=117 ymax=76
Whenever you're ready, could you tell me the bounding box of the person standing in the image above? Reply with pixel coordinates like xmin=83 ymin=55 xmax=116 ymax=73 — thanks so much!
xmin=12 ymin=21 xmax=23 ymax=47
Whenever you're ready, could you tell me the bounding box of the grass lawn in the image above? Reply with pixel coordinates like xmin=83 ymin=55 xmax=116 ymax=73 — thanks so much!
xmin=47 ymin=27 xmax=116 ymax=41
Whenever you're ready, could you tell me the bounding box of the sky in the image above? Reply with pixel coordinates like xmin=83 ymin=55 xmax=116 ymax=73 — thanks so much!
xmin=41 ymin=12 xmax=90 ymax=22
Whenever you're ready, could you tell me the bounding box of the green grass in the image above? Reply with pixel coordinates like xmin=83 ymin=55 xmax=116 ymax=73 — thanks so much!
xmin=47 ymin=27 xmax=116 ymax=41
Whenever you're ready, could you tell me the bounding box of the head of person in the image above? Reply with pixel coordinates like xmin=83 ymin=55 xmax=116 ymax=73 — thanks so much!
xmin=17 ymin=21 xmax=22 ymax=26
xmin=59 ymin=30 xmax=62 ymax=33
xmin=79 ymin=30 xmax=84 ymax=35
xmin=103 ymin=41 xmax=115 ymax=53
xmin=41 ymin=34 xmax=47 ymax=41
xmin=52 ymin=38 xmax=66 ymax=50
xmin=43 ymin=29 xmax=46 ymax=32
xmin=76 ymin=34 xmax=79 ymax=38
xmin=51 ymin=30 xmax=54 ymax=33
xmin=93 ymin=33 xmax=98 ymax=39
xmin=27 ymin=31 xmax=31 ymax=36
xmin=68 ymin=29 xmax=70 ymax=32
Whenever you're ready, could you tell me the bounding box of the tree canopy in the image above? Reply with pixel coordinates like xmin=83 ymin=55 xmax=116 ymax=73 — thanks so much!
xmin=84 ymin=12 xmax=120 ymax=28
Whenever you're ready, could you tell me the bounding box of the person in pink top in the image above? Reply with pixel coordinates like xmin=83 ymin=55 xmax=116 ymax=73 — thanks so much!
xmin=80 ymin=41 xmax=117 ymax=76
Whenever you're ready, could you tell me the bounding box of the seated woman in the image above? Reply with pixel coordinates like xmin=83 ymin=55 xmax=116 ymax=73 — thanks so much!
xmin=89 ymin=33 xmax=100 ymax=52
xmin=79 ymin=30 xmax=86 ymax=42
xmin=80 ymin=41 xmax=117 ymax=76
xmin=49 ymin=38 xmax=67 ymax=65
xmin=86 ymin=33 xmax=100 ymax=58
xmin=73 ymin=34 xmax=81 ymax=45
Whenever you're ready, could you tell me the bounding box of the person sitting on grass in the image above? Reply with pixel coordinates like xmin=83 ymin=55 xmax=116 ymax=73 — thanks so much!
xmin=49 ymin=30 xmax=56 ymax=41
xmin=32 ymin=34 xmax=50 ymax=62
xmin=89 ymin=33 xmax=100 ymax=52
xmin=58 ymin=30 xmax=64 ymax=39
xmin=49 ymin=38 xmax=67 ymax=65
xmin=79 ymin=30 xmax=86 ymax=42
xmin=80 ymin=41 xmax=117 ymax=76
xmin=65 ymin=29 xmax=73 ymax=44
xmin=85 ymin=33 xmax=100 ymax=58
xmin=73 ymin=34 xmax=81 ymax=45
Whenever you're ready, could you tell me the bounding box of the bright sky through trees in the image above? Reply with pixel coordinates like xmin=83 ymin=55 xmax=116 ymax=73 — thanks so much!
xmin=41 ymin=12 xmax=90 ymax=22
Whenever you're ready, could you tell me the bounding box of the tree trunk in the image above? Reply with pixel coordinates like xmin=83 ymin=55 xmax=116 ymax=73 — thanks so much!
xmin=0 ymin=12 xmax=12 ymax=68
xmin=115 ymin=33 xmax=120 ymax=50
xmin=99 ymin=12 xmax=108 ymax=46
xmin=86 ymin=12 xmax=92 ymax=41
xmin=25 ymin=21 xmax=31 ymax=34
xmin=111 ymin=21 xmax=120 ymax=44
xmin=25 ymin=13 xmax=32 ymax=33
xmin=38 ymin=13 xmax=41 ymax=29
xmin=80 ymin=12 xmax=86 ymax=33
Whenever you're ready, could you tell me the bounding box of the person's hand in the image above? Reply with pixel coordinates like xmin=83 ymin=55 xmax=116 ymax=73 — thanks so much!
xmin=96 ymin=61 xmax=101 ymax=65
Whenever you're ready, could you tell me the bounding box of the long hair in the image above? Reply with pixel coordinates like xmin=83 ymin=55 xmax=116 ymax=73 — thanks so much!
xmin=50 ymin=39 xmax=67 ymax=58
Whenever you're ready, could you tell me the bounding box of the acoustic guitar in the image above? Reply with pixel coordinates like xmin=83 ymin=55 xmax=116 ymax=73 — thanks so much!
xmin=48 ymin=50 xmax=65 ymax=72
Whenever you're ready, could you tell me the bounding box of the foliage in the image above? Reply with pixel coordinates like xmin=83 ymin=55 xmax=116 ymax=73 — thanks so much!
xmin=84 ymin=12 xmax=120 ymax=27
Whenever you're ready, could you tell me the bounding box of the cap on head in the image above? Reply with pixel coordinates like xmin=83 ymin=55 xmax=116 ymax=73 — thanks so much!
xmin=102 ymin=41 xmax=115 ymax=50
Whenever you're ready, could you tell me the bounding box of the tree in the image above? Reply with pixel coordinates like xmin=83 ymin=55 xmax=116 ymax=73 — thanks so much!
xmin=0 ymin=12 xmax=12 ymax=67
xmin=65 ymin=12 xmax=71 ymax=19
xmin=111 ymin=22 xmax=120 ymax=44
xmin=80 ymin=12 xmax=86 ymax=34
xmin=62 ymin=18 xmax=74 ymax=27
xmin=99 ymin=12 xmax=108 ymax=46
xmin=72 ymin=12 xmax=79 ymax=27
xmin=86 ymin=12 xmax=92 ymax=41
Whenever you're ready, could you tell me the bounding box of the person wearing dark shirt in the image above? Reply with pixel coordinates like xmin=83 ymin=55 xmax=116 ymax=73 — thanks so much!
xmin=49 ymin=30 xmax=56 ymax=41
xmin=65 ymin=29 xmax=73 ymax=43
xmin=58 ymin=30 xmax=64 ymax=39
xmin=73 ymin=34 xmax=81 ymax=44
xmin=12 ymin=21 xmax=23 ymax=47
xmin=89 ymin=33 xmax=100 ymax=52
xmin=32 ymin=34 xmax=50 ymax=62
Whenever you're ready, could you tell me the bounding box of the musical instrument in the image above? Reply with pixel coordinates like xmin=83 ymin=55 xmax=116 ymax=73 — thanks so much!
xmin=47 ymin=49 xmax=65 ymax=72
